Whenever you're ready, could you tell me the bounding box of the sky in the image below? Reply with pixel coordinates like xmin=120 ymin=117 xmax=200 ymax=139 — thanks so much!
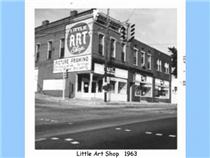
xmin=35 ymin=9 xmax=177 ymax=54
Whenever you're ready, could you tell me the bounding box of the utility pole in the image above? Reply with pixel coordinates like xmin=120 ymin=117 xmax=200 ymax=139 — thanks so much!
xmin=104 ymin=8 xmax=110 ymax=102
xmin=62 ymin=69 xmax=67 ymax=100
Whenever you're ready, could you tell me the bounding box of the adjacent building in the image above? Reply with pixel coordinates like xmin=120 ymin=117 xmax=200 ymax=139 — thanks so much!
xmin=35 ymin=9 xmax=172 ymax=103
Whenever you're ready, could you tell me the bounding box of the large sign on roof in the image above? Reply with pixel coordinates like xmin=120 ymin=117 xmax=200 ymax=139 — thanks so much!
xmin=53 ymin=18 xmax=93 ymax=73
xmin=65 ymin=18 xmax=93 ymax=57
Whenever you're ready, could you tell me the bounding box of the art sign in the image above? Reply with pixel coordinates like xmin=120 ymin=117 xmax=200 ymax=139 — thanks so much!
xmin=65 ymin=19 xmax=93 ymax=57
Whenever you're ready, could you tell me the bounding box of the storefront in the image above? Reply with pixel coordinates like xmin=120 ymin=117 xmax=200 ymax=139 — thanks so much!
xmin=133 ymin=73 xmax=153 ymax=101
xmin=75 ymin=73 xmax=104 ymax=99
xmin=155 ymin=78 xmax=170 ymax=99
xmin=75 ymin=63 xmax=128 ymax=101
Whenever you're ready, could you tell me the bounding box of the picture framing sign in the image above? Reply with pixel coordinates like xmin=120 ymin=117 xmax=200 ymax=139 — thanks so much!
xmin=53 ymin=55 xmax=91 ymax=73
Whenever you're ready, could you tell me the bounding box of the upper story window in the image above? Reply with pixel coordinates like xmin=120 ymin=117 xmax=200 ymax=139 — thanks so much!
xmin=35 ymin=44 xmax=40 ymax=62
xmin=147 ymin=54 xmax=151 ymax=70
xmin=59 ymin=38 xmax=65 ymax=58
xmin=164 ymin=63 xmax=169 ymax=74
xmin=47 ymin=41 xmax=52 ymax=60
xmin=98 ymin=33 xmax=104 ymax=55
xmin=133 ymin=47 xmax=138 ymax=66
xmin=110 ymin=38 xmax=116 ymax=58
xmin=156 ymin=59 xmax=162 ymax=72
xmin=141 ymin=50 xmax=146 ymax=67
xmin=121 ymin=43 xmax=126 ymax=62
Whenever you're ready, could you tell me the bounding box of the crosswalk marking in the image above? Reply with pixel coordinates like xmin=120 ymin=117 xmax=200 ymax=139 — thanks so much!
xmin=71 ymin=141 xmax=80 ymax=145
xmin=51 ymin=137 xmax=59 ymax=140
xmin=169 ymin=135 xmax=176 ymax=138
xmin=65 ymin=138 xmax=73 ymax=141
xmin=145 ymin=131 xmax=152 ymax=135
xmin=155 ymin=133 xmax=163 ymax=136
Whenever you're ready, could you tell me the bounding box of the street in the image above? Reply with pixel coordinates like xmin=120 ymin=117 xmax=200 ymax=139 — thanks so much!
xmin=35 ymin=97 xmax=177 ymax=149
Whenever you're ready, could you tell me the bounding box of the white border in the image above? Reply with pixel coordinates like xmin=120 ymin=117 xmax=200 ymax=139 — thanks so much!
xmin=25 ymin=0 xmax=186 ymax=158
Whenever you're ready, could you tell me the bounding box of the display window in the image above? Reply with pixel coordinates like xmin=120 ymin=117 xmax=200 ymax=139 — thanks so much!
xmin=134 ymin=74 xmax=153 ymax=97
xmin=155 ymin=79 xmax=169 ymax=98
xmin=118 ymin=82 xmax=127 ymax=94
xmin=134 ymin=83 xmax=152 ymax=97
xmin=110 ymin=80 xmax=116 ymax=93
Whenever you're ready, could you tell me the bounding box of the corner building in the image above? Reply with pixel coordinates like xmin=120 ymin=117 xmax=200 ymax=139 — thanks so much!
xmin=35 ymin=9 xmax=172 ymax=103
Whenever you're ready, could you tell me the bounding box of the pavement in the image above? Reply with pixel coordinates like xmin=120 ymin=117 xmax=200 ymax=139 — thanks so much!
xmin=35 ymin=93 xmax=177 ymax=141
xmin=36 ymin=118 xmax=177 ymax=149
xmin=35 ymin=93 xmax=177 ymax=109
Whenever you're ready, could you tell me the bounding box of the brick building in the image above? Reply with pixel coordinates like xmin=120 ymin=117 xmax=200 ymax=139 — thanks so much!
xmin=35 ymin=9 xmax=172 ymax=103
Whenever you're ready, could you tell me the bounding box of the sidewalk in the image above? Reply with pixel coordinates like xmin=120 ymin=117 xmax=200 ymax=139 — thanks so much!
xmin=35 ymin=93 xmax=177 ymax=110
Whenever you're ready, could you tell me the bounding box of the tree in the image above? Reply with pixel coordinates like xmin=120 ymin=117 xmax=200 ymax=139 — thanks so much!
xmin=168 ymin=47 xmax=177 ymax=78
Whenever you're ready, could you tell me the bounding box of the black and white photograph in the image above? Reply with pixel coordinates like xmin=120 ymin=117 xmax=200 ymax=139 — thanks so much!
xmin=34 ymin=8 xmax=178 ymax=150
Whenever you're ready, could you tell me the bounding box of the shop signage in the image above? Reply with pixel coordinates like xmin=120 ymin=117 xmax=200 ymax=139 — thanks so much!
xmin=94 ymin=63 xmax=104 ymax=74
xmin=107 ymin=67 xmax=115 ymax=75
xmin=53 ymin=55 xmax=91 ymax=73
xmin=65 ymin=19 xmax=93 ymax=57
xmin=94 ymin=63 xmax=128 ymax=79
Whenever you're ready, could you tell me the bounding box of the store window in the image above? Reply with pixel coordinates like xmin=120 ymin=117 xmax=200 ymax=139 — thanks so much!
xmin=121 ymin=43 xmax=126 ymax=62
xmin=59 ymin=38 xmax=65 ymax=58
xmin=141 ymin=50 xmax=145 ymax=67
xmin=133 ymin=48 xmax=138 ymax=66
xmin=98 ymin=34 xmax=104 ymax=55
xmin=118 ymin=82 xmax=127 ymax=94
xmin=110 ymin=38 xmax=116 ymax=58
xmin=155 ymin=79 xmax=169 ymax=98
xmin=134 ymin=84 xmax=141 ymax=96
xmin=47 ymin=41 xmax=52 ymax=60
xmin=140 ymin=83 xmax=152 ymax=97
xmin=134 ymin=76 xmax=152 ymax=97
xmin=110 ymin=80 xmax=116 ymax=93
xmin=35 ymin=44 xmax=40 ymax=62
xmin=98 ymin=79 xmax=103 ymax=92
xmin=77 ymin=74 xmax=90 ymax=93
xmin=147 ymin=54 xmax=151 ymax=70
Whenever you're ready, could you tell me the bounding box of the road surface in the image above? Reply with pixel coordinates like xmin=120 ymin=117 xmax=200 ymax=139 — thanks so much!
xmin=36 ymin=118 xmax=177 ymax=149
xmin=35 ymin=98 xmax=177 ymax=149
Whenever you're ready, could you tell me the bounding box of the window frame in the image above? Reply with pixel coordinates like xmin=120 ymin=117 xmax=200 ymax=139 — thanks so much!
xmin=133 ymin=47 xmax=138 ymax=66
xmin=164 ymin=63 xmax=169 ymax=74
xmin=121 ymin=42 xmax=126 ymax=62
xmin=110 ymin=37 xmax=116 ymax=58
xmin=47 ymin=40 xmax=53 ymax=60
xmin=147 ymin=53 xmax=152 ymax=70
xmin=140 ymin=50 xmax=146 ymax=67
xmin=159 ymin=60 xmax=162 ymax=72
xmin=156 ymin=59 xmax=159 ymax=71
xmin=35 ymin=43 xmax=40 ymax=62
xmin=59 ymin=38 xmax=65 ymax=59
xmin=98 ymin=32 xmax=105 ymax=56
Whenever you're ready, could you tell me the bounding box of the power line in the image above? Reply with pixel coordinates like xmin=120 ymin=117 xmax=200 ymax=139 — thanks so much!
xmin=125 ymin=9 xmax=136 ymax=22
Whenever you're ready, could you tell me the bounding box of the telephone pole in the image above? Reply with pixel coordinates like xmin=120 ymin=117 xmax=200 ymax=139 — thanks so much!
xmin=104 ymin=8 xmax=110 ymax=102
